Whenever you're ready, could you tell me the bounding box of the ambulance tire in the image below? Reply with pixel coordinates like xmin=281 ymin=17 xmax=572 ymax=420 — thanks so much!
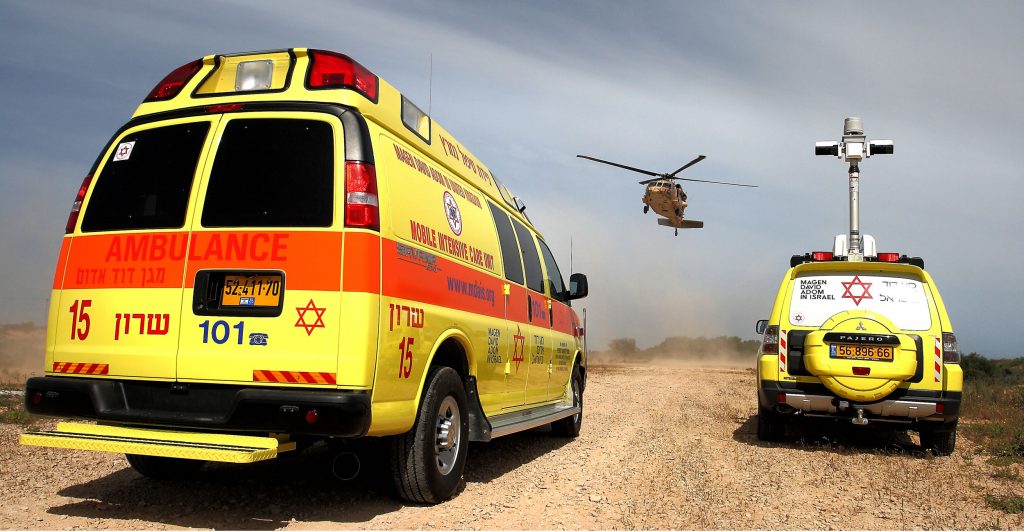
xmin=919 ymin=424 xmax=957 ymax=456
xmin=126 ymin=454 xmax=204 ymax=480
xmin=390 ymin=366 xmax=469 ymax=504
xmin=551 ymin=364 xmax=583 ymax=438
xmin=756 ymin=407 xmax=785 ymax=442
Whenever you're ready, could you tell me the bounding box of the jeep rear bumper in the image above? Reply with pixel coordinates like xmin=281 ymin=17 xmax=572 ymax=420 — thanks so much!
xmin=759 ymin=379 xmax=960 ymax=426
xmin=24 ymin=376 xmax=371 ymax=437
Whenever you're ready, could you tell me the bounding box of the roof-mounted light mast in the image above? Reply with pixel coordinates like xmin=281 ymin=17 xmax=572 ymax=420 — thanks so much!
xmin=815 ymin=117 xmax=894 ymax=262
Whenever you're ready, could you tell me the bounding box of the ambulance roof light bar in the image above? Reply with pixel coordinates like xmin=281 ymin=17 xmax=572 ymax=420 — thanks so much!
xmin=815 ymin=117 xmax=893 ymax=262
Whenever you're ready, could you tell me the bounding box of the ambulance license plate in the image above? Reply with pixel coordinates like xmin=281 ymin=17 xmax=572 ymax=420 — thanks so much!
xmin=221 ymin=275 xmax=283 ymax=307
xmin=830 ymin=343 xmax=894 ymax=361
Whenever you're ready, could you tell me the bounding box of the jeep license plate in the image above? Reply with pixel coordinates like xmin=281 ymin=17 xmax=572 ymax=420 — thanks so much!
xmin=221 ymin=275 xmax=283 ymax=307
xmin=830 ymin=343 xmax=894 ymax=361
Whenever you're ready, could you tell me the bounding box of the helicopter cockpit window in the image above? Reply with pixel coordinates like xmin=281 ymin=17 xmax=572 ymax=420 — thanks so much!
xmin=511 ymin=219 xmax=545 ymax=294
xmin=488 ymin=202 xmax=524 ymax=285
xmin=538 ymin=239 xmax=568 ymax=303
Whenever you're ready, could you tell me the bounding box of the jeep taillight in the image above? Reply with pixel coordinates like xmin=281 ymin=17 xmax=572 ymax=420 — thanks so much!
xmin=64 ymin=175 xmax=93 ymax=233
xmin=345 ymin=161 xmax=379 ymax=231
xmin=942 ymin=332 xmax=961 ymax=364
xmin=759 ymin=325 xmax=779 ymax=356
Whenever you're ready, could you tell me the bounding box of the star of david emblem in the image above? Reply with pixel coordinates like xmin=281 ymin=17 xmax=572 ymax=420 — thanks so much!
xmin=841 ymin=275 xmax=873 ymax=306
xmin=511 ymin=324 xmax=526 ymax=371
xmin=295 ymin=299 xmax=326 ymax=335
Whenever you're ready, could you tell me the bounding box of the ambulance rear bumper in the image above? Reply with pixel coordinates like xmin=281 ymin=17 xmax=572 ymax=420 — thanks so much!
xmin=24 ymin=376 xmax=371 ymax=437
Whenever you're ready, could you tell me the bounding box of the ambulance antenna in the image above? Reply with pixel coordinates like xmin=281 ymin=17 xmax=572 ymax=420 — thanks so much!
xmin=569 ymin=235 xmax=573 ymax=275
xmin=428 ymin=53 xmax=433 ymax=118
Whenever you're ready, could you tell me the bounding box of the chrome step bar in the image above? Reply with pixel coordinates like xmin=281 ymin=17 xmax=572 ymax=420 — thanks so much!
xmin=488 ymin=403 xmax=580 ymax=439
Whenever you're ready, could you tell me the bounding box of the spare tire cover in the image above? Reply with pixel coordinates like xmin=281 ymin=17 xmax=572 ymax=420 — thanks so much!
xmin=802 ymin=310 xmax=918 ymax=402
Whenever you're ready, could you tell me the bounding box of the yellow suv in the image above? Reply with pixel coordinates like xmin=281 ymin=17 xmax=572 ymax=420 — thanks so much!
xmin=755 ymin=241 xmax=962 ymax=454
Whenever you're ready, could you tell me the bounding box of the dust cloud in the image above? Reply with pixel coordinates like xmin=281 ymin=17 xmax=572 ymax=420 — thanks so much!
xmin=589 ymin=335 xmax=758 ymax=369
xmin=0 ymin=323 xmax=45 ymax=384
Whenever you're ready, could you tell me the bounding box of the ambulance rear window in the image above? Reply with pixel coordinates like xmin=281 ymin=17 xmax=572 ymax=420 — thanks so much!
xmin=81 ymin=122 xmax=210 ymax=232
xmin=201 ymin=119 xmax=334 ymax=227
xmin=788 ymin=273 xmax=932 ymax=330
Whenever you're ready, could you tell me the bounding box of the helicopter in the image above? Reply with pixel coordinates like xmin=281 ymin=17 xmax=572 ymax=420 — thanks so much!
xmin=576 ymin=154 xmax=757 ymax=235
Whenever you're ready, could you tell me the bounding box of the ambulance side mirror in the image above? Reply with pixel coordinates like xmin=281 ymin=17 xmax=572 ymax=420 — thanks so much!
xmin=567 ymin=273 xmax=588 ymax=300
xmin=755 ymin=319 xmax=768 ymax=335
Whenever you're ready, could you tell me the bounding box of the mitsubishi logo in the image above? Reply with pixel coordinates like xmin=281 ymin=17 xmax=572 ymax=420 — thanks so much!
xmin=856 ymin=321 xmax=867 ymax=331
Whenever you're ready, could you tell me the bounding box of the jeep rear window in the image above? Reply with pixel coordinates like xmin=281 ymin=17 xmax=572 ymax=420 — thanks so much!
xmin=201 ymin=119 xmax=334 ymax=227
xmin=788 ymin=273 xmax=932 ymax=330
xmin=81 ymin=122 xmax=210 ymax=232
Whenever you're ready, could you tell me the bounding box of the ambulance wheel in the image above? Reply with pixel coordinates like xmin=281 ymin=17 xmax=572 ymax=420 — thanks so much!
xmin=920 ymin=424 xmax=957 ymax=456
xmin=756 ymin=407 xmax=785 ymax=442
xmin=552 ymin=364 xmax=583 ymax=438
xmin=126 ymin=454 xmax=204 ymax=479
xmin=643 ymin=205 xmax=649 ymax=214
xmin=390 ymin=366 xmax=468 ymax=503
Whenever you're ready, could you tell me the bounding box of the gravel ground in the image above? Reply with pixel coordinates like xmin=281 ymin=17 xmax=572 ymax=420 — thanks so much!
xmin=2 ymin=364 xmax=1023 ymax=530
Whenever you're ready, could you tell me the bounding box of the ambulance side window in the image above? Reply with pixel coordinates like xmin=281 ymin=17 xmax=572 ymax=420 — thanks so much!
xmin=81 ymin=122 xmax=210 ymax=232
xmin=489 ymin=202 xmax=524 ymax=285
xmin=202 ymin=119 xmax=334 ymax=227
xmin=538 ymin=239 xmax=568 ymax=303
xmin=511 ymin=220 xmax=544 ymax=294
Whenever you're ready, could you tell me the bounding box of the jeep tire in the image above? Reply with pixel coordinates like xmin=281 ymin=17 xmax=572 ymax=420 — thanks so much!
xmin=919 ymin=424 xmax=957 ymax=456
xmin=390 ymin=366 xmax=469 ymax=503
xmin=756 ymin=406 xmax=785 ymax=442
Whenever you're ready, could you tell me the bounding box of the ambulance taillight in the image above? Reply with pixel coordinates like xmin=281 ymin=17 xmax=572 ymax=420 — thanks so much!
xmin=345 ymin=162 xmax=379 ymax=231
xmin=65 ymin=175 xmax=93 ymax=233
xmin=144 ymin=59 xmax=202 ymax=102
xmin=306 ymin=50 xmax=379 ymax=101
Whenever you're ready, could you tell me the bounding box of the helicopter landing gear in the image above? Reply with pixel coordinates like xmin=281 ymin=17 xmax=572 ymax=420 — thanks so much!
xmin=643 ymin=205 xmax=649 ymax=214
xmin=674 ymin=228 xmax=679 ymax=236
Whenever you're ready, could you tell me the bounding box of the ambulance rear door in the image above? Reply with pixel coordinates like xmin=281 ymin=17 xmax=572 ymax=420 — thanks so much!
xmin=53 ymin=117 xmax=219 ymax=381
xmin=176 ymin=112 xmax=346 ymax=386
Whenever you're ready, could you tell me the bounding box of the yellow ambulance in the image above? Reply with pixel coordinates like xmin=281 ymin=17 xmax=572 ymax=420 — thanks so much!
xmin=754 ymin=239 xmax=962 ymax=454
xmin=21 ymin=48 xmax=589 ymax=503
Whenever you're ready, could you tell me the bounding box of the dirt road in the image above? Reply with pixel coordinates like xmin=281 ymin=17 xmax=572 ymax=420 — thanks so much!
xmin=2 ymin=365 xmax=1022 ymax=530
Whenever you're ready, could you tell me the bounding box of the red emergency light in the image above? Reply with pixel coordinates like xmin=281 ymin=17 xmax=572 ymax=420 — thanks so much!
xmin=811 ymin=251 xmax=833 ymax=261
xmin=144 ymin=59 xmax=202 ymax=102
xmin=307 ymin=50 xmax=379 ymax=102
xmin=877 ymin=252 xmax=900 ymax=262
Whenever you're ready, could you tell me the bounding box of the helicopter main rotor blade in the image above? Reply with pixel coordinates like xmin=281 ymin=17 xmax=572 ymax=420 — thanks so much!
xmin=668 ymin=155 xmax=706 ymax=177
xmin=576 ymin=155 xmax=660 ymax=177
xmin=675 ymin=176 xmax=758 ymax=187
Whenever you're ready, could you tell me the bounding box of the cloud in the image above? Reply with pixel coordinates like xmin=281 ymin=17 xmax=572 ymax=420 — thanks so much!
xmin=0 ymin=0 xmax=1020 ymax=355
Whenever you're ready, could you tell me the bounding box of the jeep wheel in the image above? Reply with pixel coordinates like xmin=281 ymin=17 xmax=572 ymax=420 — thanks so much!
xmin=126 ymin=454 xmax=204 ymax=479
xmin=390 ymin=366 xmax=469 ymax=503
xmin=920 ymin=425 xmax=957 ymax=456
xmin=756 ymin=407 xmax=785 ymax=442
xmin=552 ymin=365 xmax=583 ymax=438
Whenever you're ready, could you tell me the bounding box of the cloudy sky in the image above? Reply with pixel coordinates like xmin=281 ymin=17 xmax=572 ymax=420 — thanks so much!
xmin=1 ymin=1 xmax=1021 ymax=356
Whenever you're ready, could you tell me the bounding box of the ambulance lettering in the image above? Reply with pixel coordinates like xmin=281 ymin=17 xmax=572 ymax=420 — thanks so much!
xmin=115 ymin=312 xmax=171 ymax=340
xmin=103 ymin=233 xmax=289 ymax=263
xmin=389 ymin=303 xmax=425 ymax=331
xmin=486 ymin=327 xmax=501 ymax=364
